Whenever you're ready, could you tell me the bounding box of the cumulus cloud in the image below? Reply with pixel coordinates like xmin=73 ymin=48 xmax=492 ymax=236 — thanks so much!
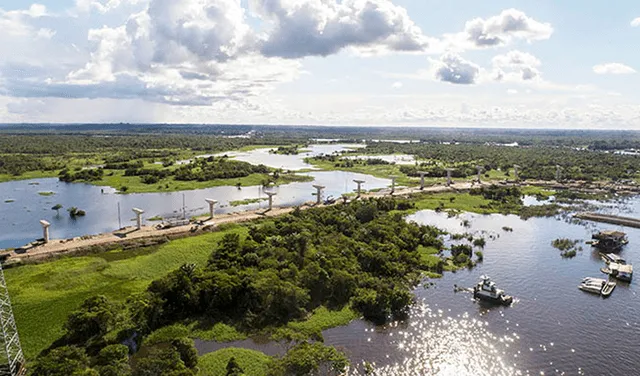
xmin=253 ymin=0 xmax=432 ymax=58
xmin=593 ymin=63 xmax=636 ymax=75
xmin=492 ymin=50 xmax=541 ymax=82
xmin=445 ymin=9 xmax=552 ymax=50
xmin=431 ymin=53 xmax=481 ymax=85
xmin=631 ymin=17 xmax=640 ymax=27
xmin=74 ymin=0 xmax=148 ymax=14
xmin=0 ymin=2 xmax=561 ymax=116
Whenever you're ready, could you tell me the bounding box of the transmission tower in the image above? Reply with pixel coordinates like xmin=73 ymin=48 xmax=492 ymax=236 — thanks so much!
xmin=0 ymin=263 xmax=25 ymax=376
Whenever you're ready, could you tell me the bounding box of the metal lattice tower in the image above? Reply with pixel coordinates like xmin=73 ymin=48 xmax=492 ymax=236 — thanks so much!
xmin=0 ymin=263 xmax=26 ymax=376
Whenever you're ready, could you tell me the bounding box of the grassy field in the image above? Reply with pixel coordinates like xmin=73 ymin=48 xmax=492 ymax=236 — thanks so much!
xmin=229 ymin=198 xmax=269 ymax=207
xmin=408 ymin=192 xmax=505 ymax=214
xmin=5 ymin=222 xmax=360 ymax=360
xmin=198 ymin=348 xmax=273 ymax=376
xmin=305 ymin=158 xmax=422 ymax=187
xmin=92 ymin=168 xmax=313 ymax=194
xmin=5 ymin=226 xmax=248 ymax=359
xmin=0 ymin=170 xmax=59 ymax=183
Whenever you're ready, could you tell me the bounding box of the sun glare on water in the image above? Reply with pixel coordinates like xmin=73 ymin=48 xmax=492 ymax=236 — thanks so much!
xmin=352 ymin=303 xmax=522 ymax=376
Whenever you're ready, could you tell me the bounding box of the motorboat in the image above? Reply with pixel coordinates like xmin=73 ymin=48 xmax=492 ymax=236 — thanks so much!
xmin=578 ymin=277 xmax=617 ymax=297
xmin=582 ymin=277 xmax=606 ymax=284
xmin=473 ymin=276 xmax=513 ymax=306
xmin=579 ymin=278 xmax=605 ymax=294
xmin=601 ymin=281 xmax=617 ymax=297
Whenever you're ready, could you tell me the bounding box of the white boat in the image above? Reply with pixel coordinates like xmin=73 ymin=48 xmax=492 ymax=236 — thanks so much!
xmin=578 ymin=278 xmax=617 ymax=297
xmin=601 ymin=281 xmax=616 ymax=297
xmin=582 ymin=277 xmax=606 ymax=284
xmin=578 ymin=279 xmax=605 ymax=294
xmin=473 ymin=276 xmax=513 ymax=306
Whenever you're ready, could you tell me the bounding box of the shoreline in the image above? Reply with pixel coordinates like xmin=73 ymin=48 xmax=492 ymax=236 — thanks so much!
xmin=1 ymin=182 xmax=476 ymax=264
xmin=4 ymin=178 xmax=640 ymax=265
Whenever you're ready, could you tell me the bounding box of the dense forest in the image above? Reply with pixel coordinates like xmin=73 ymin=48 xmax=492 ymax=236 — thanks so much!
xmin=29 ymin=198 xmax=447 ymax=375
xmin=4 ymin=126 xmax=640 ymax=182
xmin=4 ymin=123 xmax=640 ymax=147
xmin=350 ymin=143 xmax=640 ymax=182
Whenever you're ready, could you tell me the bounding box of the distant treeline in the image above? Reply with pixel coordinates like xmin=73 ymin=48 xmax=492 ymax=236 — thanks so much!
xmin=360 ymin=143 xmax=640 ymax=181
xmin=6 ymin=124 xmax=640 ymax=153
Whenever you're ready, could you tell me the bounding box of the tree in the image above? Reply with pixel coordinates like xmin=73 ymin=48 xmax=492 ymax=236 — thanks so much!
xmin=95 ymin=344 xmax=131 ymax=376
xmin=64 ymin=296 xmax=119 ymax=343
xmin=171 ymin=338 xmax=198 ymax=369
xmin=225 ymin=357 xmax=244 ymax=376
xmin=31 ymin=346 xmax=95 ymax=376
xmin=52 ymin=204 xmax=63 ymax=216
xmin=268 ymin=342 xmax=348 ymax=376
xmin=132 ymin=347 xmax=192 ymax=376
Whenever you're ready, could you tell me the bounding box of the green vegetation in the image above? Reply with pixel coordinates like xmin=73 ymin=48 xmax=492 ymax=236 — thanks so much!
xmin=198 ymin=348 xmax=273 ymax=376
xmin=68 ymin=207 xmax=86 ymax=217
xmin=37 ymin=191 xmax=55 ymax=196
xmin=306 ymin=155 xmax=417 ymax=186
xmin=9 ymin=198 xmax=449 ymax=367
xmin=551 ymin=238 xmax=580 ymax=251
xmin=270 ymin=145 xmax=307 ymax=155
xmin=230 ymin=198 xmax=268 ymax=207
xmin=357 ymin=142 xmax=640 ymax=182
xmin=273 ymin=306 xmax=359 ymax=342
xmin=403 ymin=185 xmax=523 ymax=216
xmin=5 ymin=226 xmax=248 ymax=359
xmin=551 ymin=238 xmax=582 ymax=258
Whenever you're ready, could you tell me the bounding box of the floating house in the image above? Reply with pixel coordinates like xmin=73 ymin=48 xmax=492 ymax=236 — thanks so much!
xmin=591 ymin=230 xmax=628 ymax=251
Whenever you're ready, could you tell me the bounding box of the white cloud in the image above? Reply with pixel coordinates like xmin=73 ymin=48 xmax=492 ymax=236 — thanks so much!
xmin=631 ymin=17 xmax=640 ymax=27
xmin=491 ymin=50 xmax=541 ymax=82
xmin=392 ymin=81 xmax=403 ymax=88
xmin=443 ymin=9 xmax=552 ymax=51
xmin=593 ymin=63 xmax=636 ymax=75
xmin=253 ymin=0 xmax=432 ymax=58
xmin=430 ymin=53 xmax=481 ymax=85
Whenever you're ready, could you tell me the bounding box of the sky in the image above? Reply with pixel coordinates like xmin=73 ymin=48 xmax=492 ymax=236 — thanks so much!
xmin=1 ymin=0 xmax=640 ymax=128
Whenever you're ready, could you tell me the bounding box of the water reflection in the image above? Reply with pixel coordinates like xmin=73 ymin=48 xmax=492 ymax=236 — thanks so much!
xmin=215 ymin=144 xmax=365 ymax=171
xmin=193 ymin=199 xmax=640 ymax=375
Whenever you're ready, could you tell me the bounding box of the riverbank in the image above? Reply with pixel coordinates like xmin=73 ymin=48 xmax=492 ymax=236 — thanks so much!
xmin=1 ymin=181 xmax=476 ymax=263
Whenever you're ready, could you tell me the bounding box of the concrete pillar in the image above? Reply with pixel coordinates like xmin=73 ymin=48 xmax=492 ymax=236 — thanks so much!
xmin=353 ymin=180 xmax=365 ymax=197
xmin=132 ymin=208 xmax=144 ymax=230
xmin=265 ymin=192 xmax=276 ymax=211
xmin=389 ymin=175 xmax=398 ymax=194
xmin=313 ymin=185 xmax=325 ymax=205
xmin=40 ymin=220 xmax=50 ymax=243
xmin=556 ymin=165 xmax=562 ymax=182
xmin=476 ymin=166 xmax=483 ymax=183
xmin=205 ymin=199 xmax=218 ymax=218
xmin=513 ymin=165 xmax=520 ymax=182
xmin=445 ymin=168 xmax=454 ymax=187
xmin=418 ymin=171 xmax=428 ymax=190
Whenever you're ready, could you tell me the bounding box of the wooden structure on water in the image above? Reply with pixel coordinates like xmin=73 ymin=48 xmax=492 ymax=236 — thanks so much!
xmin=575 ymin=212 xmax=640 ymax=229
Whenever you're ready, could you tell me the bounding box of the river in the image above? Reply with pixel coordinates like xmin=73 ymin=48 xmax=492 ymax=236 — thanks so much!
xmin=0 ymin=144 xmax=390 ymax=249
xmin=196 ymin=197 xmax=640 ymax=376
